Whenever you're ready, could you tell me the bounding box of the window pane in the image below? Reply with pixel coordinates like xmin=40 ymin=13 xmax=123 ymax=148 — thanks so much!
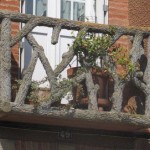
xmin=25 ymin=0 xmax=33 ymax=14
xmin=36 ymin=0 xmax=47 ymax=16
xmin=73 ymin=2 xmax=85 ymax=21
xmin=61 ymin=0 xmax=71 ymax=20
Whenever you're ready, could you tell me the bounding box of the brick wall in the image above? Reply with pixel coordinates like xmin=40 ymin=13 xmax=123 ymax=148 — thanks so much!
xmin=108 ymin=0 xmax=150 ymax=32
xmin=0 ymin=0 xmax=20 ymax=78
xmin=129 ymin=0 xmax=150 ymax=27
xmin=108 ymin=0 xmax=131 ymax=49
xmin=0 ymin=0 xmax=20 ymax=11
xmin=108 ymin=0 xmax=129 ymax=26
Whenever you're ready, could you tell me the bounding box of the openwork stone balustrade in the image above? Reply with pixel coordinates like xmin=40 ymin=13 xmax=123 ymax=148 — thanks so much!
xmin=0 ymin=10 xmax=150 ymax=131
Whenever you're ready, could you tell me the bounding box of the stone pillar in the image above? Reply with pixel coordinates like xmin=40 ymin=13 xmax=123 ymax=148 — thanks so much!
xmin=0 ymin=0 xmax=20 ymax=79
xmin=134 ymin=138 xmax=150 ymax=150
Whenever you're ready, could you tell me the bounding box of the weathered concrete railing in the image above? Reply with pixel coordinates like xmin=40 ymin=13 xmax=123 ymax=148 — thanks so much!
xmin=0 ymin=10 xmax=150 ymax=129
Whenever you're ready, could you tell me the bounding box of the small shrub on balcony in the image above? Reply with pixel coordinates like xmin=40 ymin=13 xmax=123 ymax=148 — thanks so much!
xmin=73 ymin=31 xmax=111 ymax=68
xmin=108 ymin=45 xmax=140 ymax=80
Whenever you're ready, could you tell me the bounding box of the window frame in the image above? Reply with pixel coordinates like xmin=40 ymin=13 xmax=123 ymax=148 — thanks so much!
xmin=61 ymin=0 xmax=85 ymax=21
xmin=25 ymin=0 xmax=48 ymax=16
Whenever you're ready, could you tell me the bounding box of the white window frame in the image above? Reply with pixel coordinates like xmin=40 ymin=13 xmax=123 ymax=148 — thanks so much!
xmin=61 ymin=0 xmax=85 ymax=21
xmin=24 ymin=0 xmax=48 ymax=16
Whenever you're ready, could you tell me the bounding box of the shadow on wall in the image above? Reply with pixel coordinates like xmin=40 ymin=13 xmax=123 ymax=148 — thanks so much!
xmin=11 ymin=51 xmax=20 ymax=102
xmin=122 ymin=53 xmax=148 ymax=115
xmin=122 ymin=82 xmax=145 ymax=115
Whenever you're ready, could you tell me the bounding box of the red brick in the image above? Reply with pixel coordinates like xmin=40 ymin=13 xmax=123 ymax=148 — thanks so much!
xmin=0 ymin=5 xmax=19 ymax=11
xmin=109 ymin=2 xmax=128 ymax=10
xmin=0 ymin=0 xmax=19 ymax=6
xmin=108 ymin=0 xmax=129 ymax=47
xmin=110 ymin=0 xmax=128 ymax=2
xmin=109 ymin=0 xmax=129 ymax=26
xmin=109 ymin=13 xmax=128 ymax=20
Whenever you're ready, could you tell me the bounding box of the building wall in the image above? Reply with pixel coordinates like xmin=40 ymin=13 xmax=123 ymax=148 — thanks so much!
xmin=108 ymin=0 xmax=131 ymax=49
xmin=108 ymin=0 xmax=150 ymax=27
xmin=129 ymin=0 xmax=150 ymax=27
xmin=0 ymin=0 xmax=20 ymax=78
xmin=108 ymin=0 xmax=129 ymax=26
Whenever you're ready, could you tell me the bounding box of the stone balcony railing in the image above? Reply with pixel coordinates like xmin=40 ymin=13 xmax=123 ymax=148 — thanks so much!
xmin=0 ymin=10 xmax=150 ymax=133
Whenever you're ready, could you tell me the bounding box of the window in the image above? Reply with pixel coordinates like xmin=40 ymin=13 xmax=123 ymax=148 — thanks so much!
xmin=25 ymin=0 xmax=47 ymax=16
xmin=25 ymin=0 xmax=33 ymax=15
xmin=61 ymin=0 xmax=85 ymax=21
xmin=36 ymin=0 xmax=47 ymax=16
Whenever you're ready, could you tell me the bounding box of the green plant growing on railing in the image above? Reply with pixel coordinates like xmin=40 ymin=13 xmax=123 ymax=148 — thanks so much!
xmin=108 ymin=45 xmax=140 ymax=79
xmin=72 ymin=30 xmax=139 ymax=80
xmin=108 ymin=25 xmax=117 ymax=36
xmin=73 ymin=30 xmax=111 ymax=67
xmin=12 ymin=79 xmax=50 ymax=106
xmin=26 ymin=81 xmax=39 ymax=105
